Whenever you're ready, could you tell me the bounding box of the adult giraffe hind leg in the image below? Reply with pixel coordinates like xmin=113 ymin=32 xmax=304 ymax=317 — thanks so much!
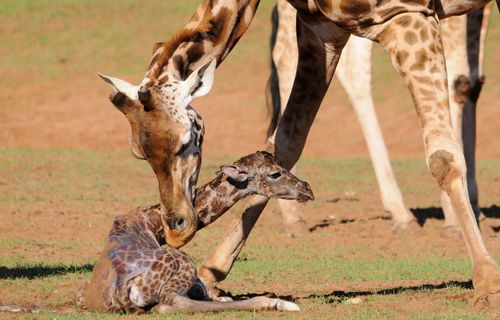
xmin=376 ymin=12 xmax=500 ymax=308
xmin=335 ymin=36 xmax=419 ymax=234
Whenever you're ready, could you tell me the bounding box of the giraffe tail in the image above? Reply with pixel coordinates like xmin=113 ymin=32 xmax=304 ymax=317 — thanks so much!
xmin=265 ymin=4 xmax=281 ymax=139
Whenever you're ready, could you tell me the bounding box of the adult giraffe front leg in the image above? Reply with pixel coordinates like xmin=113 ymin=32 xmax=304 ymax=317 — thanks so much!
xmin=271 ymin=0 xmax=309 ymax=236
xmin=375 ymin=12 xmax=500 ymax=308
xmin=335 ymin=36 xmax=419 ymax=233
xmin=198 ymin=11 xmax=350 ymax=287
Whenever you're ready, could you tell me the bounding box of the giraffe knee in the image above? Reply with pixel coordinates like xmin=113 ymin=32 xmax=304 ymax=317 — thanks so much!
xmin=453 ymin=75 xmax=485 ymax=104
xmin=428 ymin=150 xmax=464 ymax=192
xmin=453 ymin=75 xmax=471 ymax=104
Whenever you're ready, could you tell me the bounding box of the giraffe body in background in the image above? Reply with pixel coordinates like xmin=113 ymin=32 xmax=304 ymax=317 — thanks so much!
xmin=76 ymin=151 xmax=312 ymax=313
xmin=270 ymin=0 xmax=493 ymax=239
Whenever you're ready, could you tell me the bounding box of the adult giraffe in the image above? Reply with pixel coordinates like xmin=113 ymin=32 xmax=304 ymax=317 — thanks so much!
xmin=101 ymin=0 xmax=500 ymax=308
xmin=269 ymin=0 xmax=493 ymax=239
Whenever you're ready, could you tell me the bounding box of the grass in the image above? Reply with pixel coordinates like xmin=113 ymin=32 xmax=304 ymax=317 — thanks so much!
xmin=0 ymin=147 xmax=498 ymax=318
xmin=0 ymin=0 xmax=276 ymax=89
xmin=1 ymin=0 xmax=499 ymax=318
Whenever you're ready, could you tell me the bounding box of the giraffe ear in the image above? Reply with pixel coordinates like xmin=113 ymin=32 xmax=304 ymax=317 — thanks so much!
xmin=98 ymin=73 xmax=139 ymax=102
xmin=220 ymin=165 xmax=249 ymax=182
xmin=186 ymin=59 xmax=217 ymax=98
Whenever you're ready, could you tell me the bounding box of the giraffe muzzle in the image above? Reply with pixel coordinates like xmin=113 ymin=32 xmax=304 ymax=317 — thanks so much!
xmin=296 ymin=181 xmax=314 ymax=202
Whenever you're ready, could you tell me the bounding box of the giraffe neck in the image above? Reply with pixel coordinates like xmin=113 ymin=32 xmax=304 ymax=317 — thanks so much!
xmin=146 ymin=0 xmax=260 ymax=83
xmin=194 ymin=174 xmax=251 ymax=228
xmin=140 ymin=204 xmax=166 ymax=245
xmin=140 ymin=174 xmax=250 ymax=242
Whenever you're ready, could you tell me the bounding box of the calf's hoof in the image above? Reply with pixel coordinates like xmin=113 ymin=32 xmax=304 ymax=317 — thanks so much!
xmin=272 ymin=299 xmax=300 ymax=312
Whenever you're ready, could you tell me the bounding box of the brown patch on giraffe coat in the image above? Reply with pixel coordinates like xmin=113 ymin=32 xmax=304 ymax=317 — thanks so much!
xmin=172 ymin=54 xmax=188 ymax=79
xmin=419 ymin=27 xmax=429 ymax=41
xmin=433 ymin=79 xmax=443 ymax=91
xmin=338 ymin=0 xmax=371 ymax=17
xmin=404 ymin=31 xmax=418 ymax=45
xmin=429 ymin=64 xmax=440 ymax=73
xmin=208 ymin=7 xmax=232 ymax=46
xmin=410 ymin=48 xmax=428 ymax=71
xmin=375 ymin=26 xmax=394 ymax=45
xmin=419 ymin=88 xmax=434 ymax=98
xmin=395 ymin=15 xmax=413 ymax=27
xmin=414 ymin=75 xmax=433 ymax=87
xmin=396 ymin=50 xmax=410 ymax=66
xmin=428 ymin=150 xmax=462 ymax=192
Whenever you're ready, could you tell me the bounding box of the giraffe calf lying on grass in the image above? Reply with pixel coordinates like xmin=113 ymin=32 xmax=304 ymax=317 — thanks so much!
xmin=76 ymin=151 xmax=313 ymax=314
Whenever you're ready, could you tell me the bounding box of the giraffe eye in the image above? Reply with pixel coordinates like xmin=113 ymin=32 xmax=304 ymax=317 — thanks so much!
xmin=176 ymin=218 xmax=186 ymax=230
xmin=268 ymin=171 xmax=282 ymax=180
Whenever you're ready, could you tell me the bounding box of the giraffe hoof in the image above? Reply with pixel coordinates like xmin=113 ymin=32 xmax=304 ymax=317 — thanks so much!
xmin=391 ymin=219 xmax=420 ymax=235
xmin=276 ymin=299 xmax=300 ymax=312
xmin=284 ymin=219 xmax=309 ymax=237
xmin=479 ymin=217 xmax=494 ymax=238
xmin=440 ymin=225 xmax=462 ymax=240
xmin=475 ymin=291 xmax=500 ymax=310
xmin=213 ymin=296 xmax=233 ymax=302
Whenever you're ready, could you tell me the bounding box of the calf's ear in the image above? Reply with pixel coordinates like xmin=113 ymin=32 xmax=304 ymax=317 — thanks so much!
xmin=220 ymin=165 xmax=249 ymax=182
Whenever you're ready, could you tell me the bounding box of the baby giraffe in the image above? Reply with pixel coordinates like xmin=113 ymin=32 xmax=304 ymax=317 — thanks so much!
xmin=77 ymin=151 xmax=313 ymax=313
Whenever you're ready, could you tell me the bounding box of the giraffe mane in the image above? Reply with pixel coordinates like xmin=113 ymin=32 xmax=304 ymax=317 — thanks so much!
xmin=148 ymin=10 xmax=213 ymax=83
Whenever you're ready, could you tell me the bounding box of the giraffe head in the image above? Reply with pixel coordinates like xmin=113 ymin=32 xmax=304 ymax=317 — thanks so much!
xmin=98 ymin=60 xmax=215 ymax=249
xmin=220 ymin=151 xmax=314 ymax=202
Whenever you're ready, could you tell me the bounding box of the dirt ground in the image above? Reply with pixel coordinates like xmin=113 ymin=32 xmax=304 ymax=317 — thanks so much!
xmin=0 ymin=1 xmax=499 ymax=319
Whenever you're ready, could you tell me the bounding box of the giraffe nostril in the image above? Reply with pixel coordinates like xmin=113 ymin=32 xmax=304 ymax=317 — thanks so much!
xmin=298 ymin=181 xmax=310 ymax=190
xmin=297 ymin=181 xmax=314 ymax=201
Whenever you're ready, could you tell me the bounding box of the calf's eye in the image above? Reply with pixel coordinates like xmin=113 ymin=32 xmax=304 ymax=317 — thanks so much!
xmin=269 ymin=171 xmax=282 ymax=179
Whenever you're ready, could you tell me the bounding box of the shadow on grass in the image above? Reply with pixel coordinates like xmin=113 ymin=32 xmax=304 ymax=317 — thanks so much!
xmin=309 ymin=215 xmax=391 ymax=233
xmin=411 ymin=205 xmax=500 ymax=227
xmin=220 ymin=290 xmax=296 ymax=302
xmin=307 ymin=280 xmax=473 ymax=304
xmin=0 ymin=263 xmax=94 ymax=279
xmin=221 ymin=280 xmax=473 ymax=304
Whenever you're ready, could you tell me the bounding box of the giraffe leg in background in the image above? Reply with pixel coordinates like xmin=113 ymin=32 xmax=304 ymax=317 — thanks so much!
xmin=336 ymin=36 xmax=419 ymax=234
xmin=464 ymin=5 xmax=493 ymax=236
xmin=273 ymin=0 xmax=418 ymax=235
xmin=439 ymin=6 xmax=493 ymax=239
xmin=272 ymin=0 xmax=307 ymax=236
xmin=376 ymin=12 xmax=500 ymax=308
